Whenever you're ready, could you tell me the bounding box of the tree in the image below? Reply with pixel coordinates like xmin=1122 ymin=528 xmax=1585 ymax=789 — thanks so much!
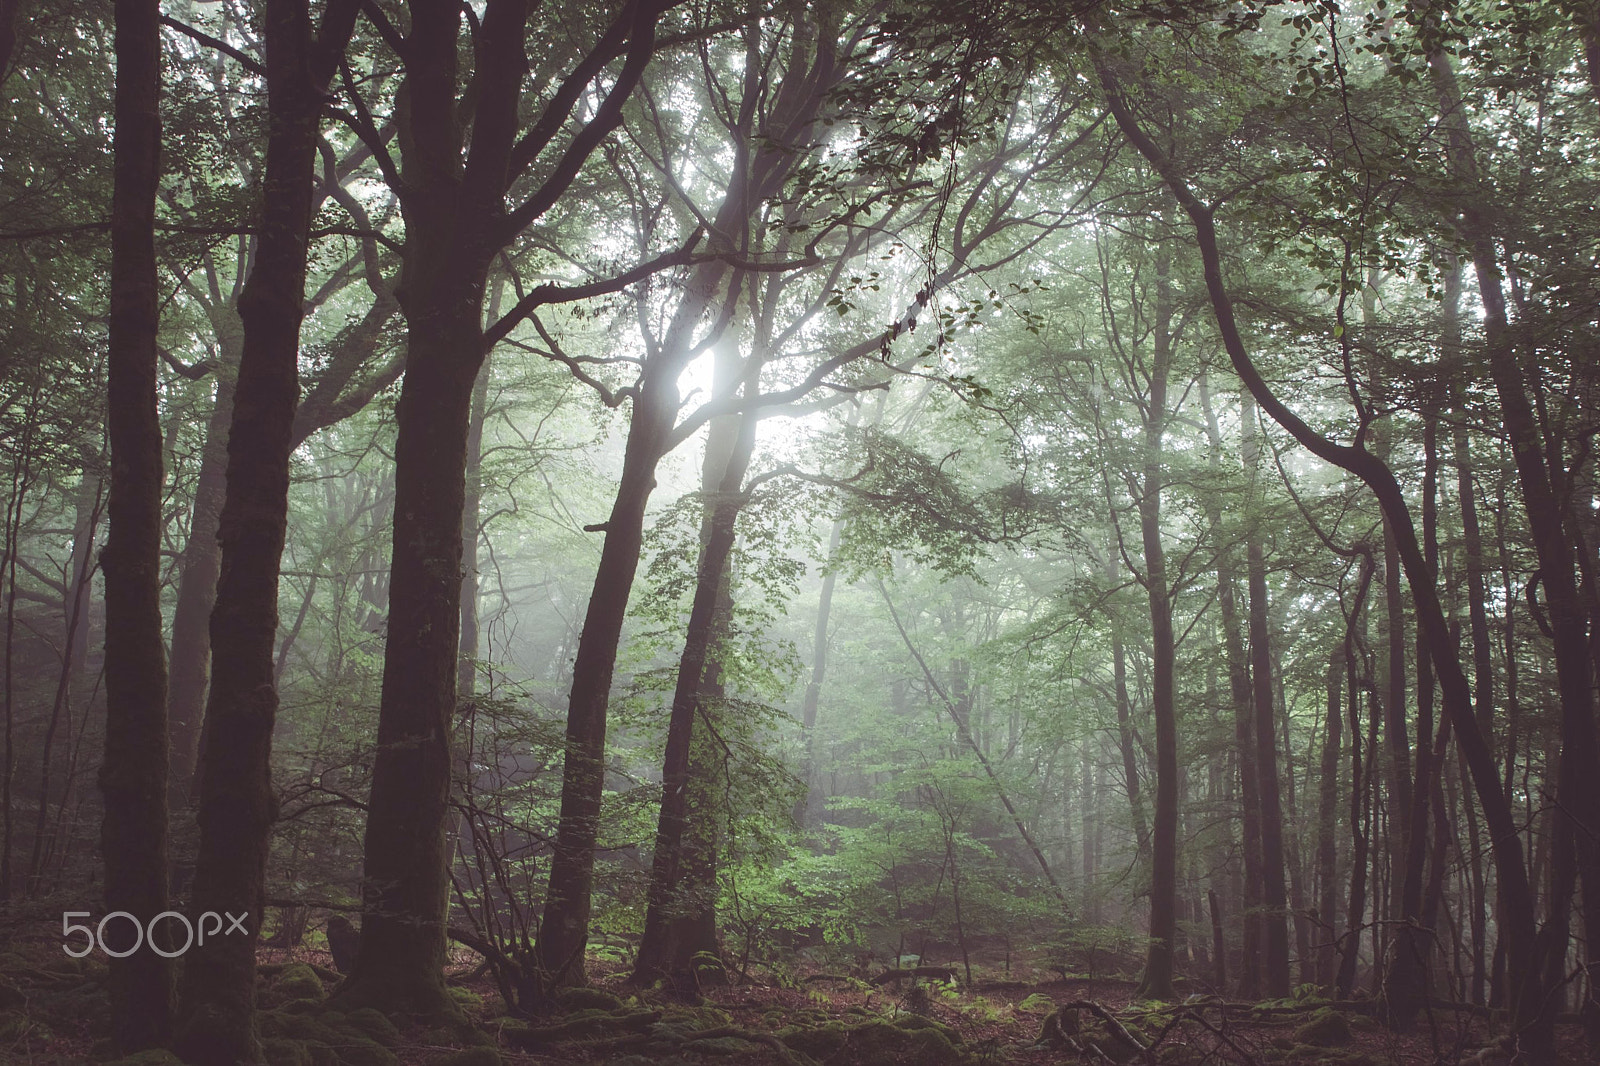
xmin=99 ymin=0 xmax=172 ymax=1050
xmin=174 ymin=2 xmax=360 ymax=1060
xmin=340 ymin=0 xmax=690 ymax=1017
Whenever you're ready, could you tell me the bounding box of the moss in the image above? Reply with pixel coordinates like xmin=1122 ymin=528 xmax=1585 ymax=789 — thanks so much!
xmin=1283 ymin=1047 xmax=1382 ymax=1066
xmin=0 ymin=1008 xmax=28 ymax=1041
xmin=681 ymin=1035 xmax=755 ymax=1055
xmin=103 ymin=1052 xmax=185 ymax=1066
xmin=342 ymin=1007 xmax=402 ymax=1048
xmin=554 ymin=986 xmax=623 ymax=1012
xmin=423 ymin=1050 xmax=503 ymax=1066
xmin=892 ymin=1013 xmax=961 ymax=1041
xmin=661 ymin=1004 xmax=732 ymax=1029
xmin=263 ymin=1038 xmax=317 ymax=1066
xmin=778 ymin=1021 xmax=850 ymax=1058
xmin=259 ymin=1007 xmax=399 ymax=1066
xmin=269 ymin=963 xmax=327 ymax=1006
xmin=447 ymin=986 xmax=484 ymax=1012
xmin=782 ymin=1017 xmax=967 ymax=1066
xmin=1293 ymin=1009 xmax=1353 ymax=1048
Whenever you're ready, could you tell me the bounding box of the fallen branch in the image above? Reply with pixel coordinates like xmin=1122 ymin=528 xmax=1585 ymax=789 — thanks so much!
xmin=871 ymin=965 xmax=959 ymax=986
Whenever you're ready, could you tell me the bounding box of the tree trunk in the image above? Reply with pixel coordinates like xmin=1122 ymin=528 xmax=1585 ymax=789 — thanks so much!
xmin=795 ymin=513 xmax=842 ymax=828
xmin=459 ymin=351 xmax=493 ymax=699
xmin=634 ymin=345 xmax=753 ymax=989
xmin=534 ymin=257 xmax=724 ymax=988
xmin=1198 ymin=372 xmax=1263 ymax=997
xmin=1445 ymin=253 xmax=1493 ymax=1007
xmin=348 ymin=0 xmax=676 ymax=1010
xmin=167 ymin=326 xmax=238 ymax=808
xmin=1241 ymin=393 xmax=1291 ymax=999
xmin=176 ymin=3 xmax=359 ymax=1060
xmin=100 ymin=0 xmax=173 ymax=1048
xmin=1135 ymin=248 xmax=1178 ymax=1002
xmin=1315 ymin=646 xmax=1343 ymax=989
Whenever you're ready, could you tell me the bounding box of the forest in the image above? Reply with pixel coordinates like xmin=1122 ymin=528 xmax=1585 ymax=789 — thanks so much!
xmin=2 ymin=0 xmax=1598 ymax=1063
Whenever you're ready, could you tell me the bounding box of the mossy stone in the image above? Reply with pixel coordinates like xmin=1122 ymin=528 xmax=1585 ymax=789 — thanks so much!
xmin=342 ymin=1007 xmax=402 ymax=1048
xmin=271 ymin=963 xmax=327 ymax=1005
xmin=778 ymin=1021 xmax=849 ymax=1058
xmin=1293 ymin=1009 xmax=1352 ymax=1048
xmin=448 ymin=986 xmax=484 ymax=1011
xmin=555 ymin=986 xmax=623 ymax=1012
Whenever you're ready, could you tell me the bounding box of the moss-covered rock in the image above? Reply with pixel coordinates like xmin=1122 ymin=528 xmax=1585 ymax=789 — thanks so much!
xmin=264 ymin=963 xmax=327 ymax=1008
xmin=447 ymin=986 xmax=484 ymax=1012
xmin=258 ymin=1006 xmax=399 ymax=1066
xmin=781 ymin=1016 xmax=966 ymax=1065
xmin=778 ymin=1021 xmax=850 ymax=1059
xmin=342 ymin=1007 xmax=401 ymax=1048
xmin=555 ymin=986 xmax=623 ymax=1012
xmin=1293 ymin=1009 xmax=1353 ymax=1048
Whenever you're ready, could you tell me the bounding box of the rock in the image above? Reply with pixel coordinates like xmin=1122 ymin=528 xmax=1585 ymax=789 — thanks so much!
xmin=268 ymin=963 xmax=326 ymax=1007
xmin=554 ymin=986 xmax=623 ymax=1012
xmin=1293 ymin=1009 xmax=1353 ymax=1048
xmin=326 ymin=916 xmax=359 ymax=975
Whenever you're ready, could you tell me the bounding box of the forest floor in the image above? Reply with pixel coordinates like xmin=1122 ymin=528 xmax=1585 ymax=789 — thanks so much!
xmin=0 ymin=930 xmax=1587 ymax=1064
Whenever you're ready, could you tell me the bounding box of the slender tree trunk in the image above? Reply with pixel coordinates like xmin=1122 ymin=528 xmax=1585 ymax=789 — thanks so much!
xmin=459 ymin=351 xmax=493 ymax=699
xmin=634 ymin=345 xmax=754 ymax=988
xmin=28 ymin=480 xmax=101 ymax=894
xmin=1446 ymin=253 xmax=1494 ymax=1007
xmin=1241 ymin=393 xmax=1291 ymax=998
xmin=0 ymin=401 xmax=37 ymax=904
xmin=1111 ymin=602 xmax=1149 ymax=853
xmin=1199 ymin=372 xmax=1263 ymax=998
xmin=167 ymin=329 xmax=238 ymax=807
xmin=1316 ymin=645 xmax=1345 ymax=989
xmin=796 ymin=513 xmax=842 ymax=828
xmin=176 ymin=3 xmax=359 ymax=1060
xmin=534 ymin=259 xmax=724 ymax=988
xmin=1135 ymin=249 xmax=1178 ymax=1002
xmin=100 ymin=0 xmax=173 ymax=1048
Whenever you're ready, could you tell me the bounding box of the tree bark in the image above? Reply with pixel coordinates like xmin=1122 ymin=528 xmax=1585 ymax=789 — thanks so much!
xmin=1241 ymin=393 xmax=1291 ymax=999
xmin=175 ymin=3 xmax=360 ymax=1061
xmin=1316 ymin=645 xmax=1344 ymax=989
xmin=100 ymin=0 xmax=173 ymax=1048
xmin=1199 ymin=371 xmax=1263 ymax=997
xmin=166 ymin=327 xmax=238 ymax=809
xmin=1134 ymin=248 xmax=1178 ymax=1002
xmin=458 ymin=351 xmax=493 ymax=699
